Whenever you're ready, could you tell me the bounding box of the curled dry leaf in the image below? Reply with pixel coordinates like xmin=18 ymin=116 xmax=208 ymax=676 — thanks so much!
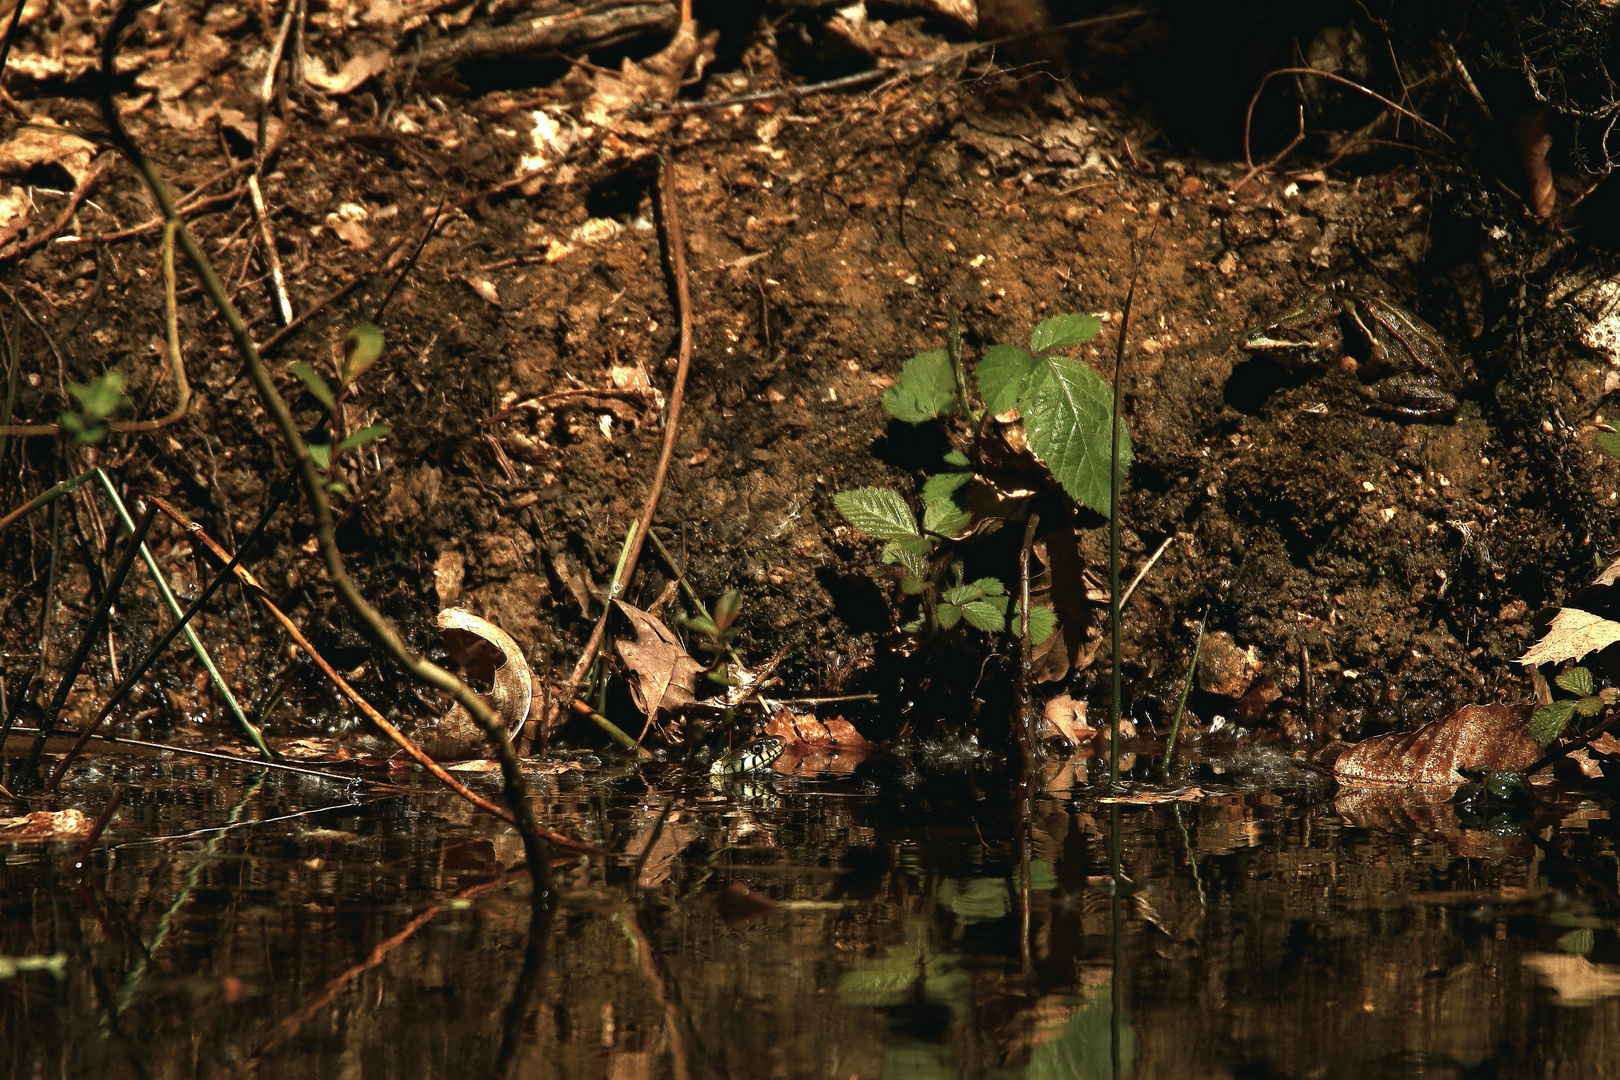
xmin=1332 ymin=702 xmax=1541 ymax=786
xmin=0 ymin=809 xmax=93 ymax=842
xmin=0 ymin=124 xmax=96 ymax=185
xmin=1039 ymin=692 xmax=1096 ymax=746
xmin=580 ymin=19 xmax=719 ymax=125
xmin=412 ymin=609 xmax=532 ymax=760
xmin=303 ymin=44 xmax=393 ymax=95
xmin=1518 ymin=607 xmax=1620 ymax=667
xmin=613 ymin=600 xmax=702 ymax=718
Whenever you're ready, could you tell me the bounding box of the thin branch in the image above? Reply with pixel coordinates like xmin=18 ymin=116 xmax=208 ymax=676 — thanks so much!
xmin=554 ymin=152 xmax=696 ymax=739
xmin=99 ymin=0 xmax=557 ymax=893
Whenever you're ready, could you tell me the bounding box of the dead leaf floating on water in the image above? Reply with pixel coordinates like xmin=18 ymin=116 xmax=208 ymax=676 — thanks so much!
xmin=1332 ymin=703 xmax=1541 ymax=786
xmin=765 ymin=709 xmax=874 ymax=774
xmin=1519 ymin=607 xmax=1620 ymax=667
xmin=613 ymin=600 xmax=702 ymax=719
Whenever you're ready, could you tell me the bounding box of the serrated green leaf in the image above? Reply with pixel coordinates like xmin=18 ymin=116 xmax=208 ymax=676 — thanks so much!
xmin=937 ymin=603 xmax=963 ymax=629
xmin=307 ymin=441 xmax=332 ymax=469
xmin=1011 ymin=603 xmax=1058 ymax=645
xmin=900 ymin=575 xmax=927 ymax=594
xmin=891 ymin=535 xmax=933 ymax=555
xmin=1597 ymin=432 xmax=1620 ymax=460
xmin=881 ymin=348 xmax=959 ymax=423
xmin=941 ymin=584 xmax=983 ymax=605
xmin=971 ymin=577 xmax=1006 ymax=596
xmin=976 ymin=344 xmax=1038 ymax=416
xmin=337 ymin=423 xmax=390 ymax=453
xmin=922 ymin=496 xmax=972 ymax=538
xmin=961 ymin=599 xmax=1006 ymax=631
xmin=834 ymin=487 xmax=919 ymax=540
xmin=900 ymin=616 xmax=924 ymax=633
xmin=290 ymin=361 xmax=338 ymax=411
xmin=942 ymin=450 xmax=970 ymax=467
xmin=882 ymin=541 xmax=930 ymax=578
xmin=1576 ymin=695 xmax=1606 ymax=716
xmin=1557 ymin=667 xmax=1594 ymax=696
xmin=1530 ymin=700 xmax=1577 ymax=747
xmin=1021 ymin=355 xmax=1131 ymax=515
xmin=341 ymin=322 xmax=385 ymax=387
xmin=921 ymin=470 xmax=973 ymax=504
xmin=1029 ymin=313 xmax=1103 ymax=353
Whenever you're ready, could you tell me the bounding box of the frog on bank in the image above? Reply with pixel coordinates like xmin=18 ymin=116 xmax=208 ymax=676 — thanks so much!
xmin=1242 ymin=291 xmax=1464 ymax=422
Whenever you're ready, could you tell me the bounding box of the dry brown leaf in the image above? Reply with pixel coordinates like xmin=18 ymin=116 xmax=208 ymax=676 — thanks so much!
xmin=1038 ymin=692 xmax=1096 ymax=745
xmin=1333 ymin=702 xmax=1540 ymax=786
xmin=716 ymin=880 xmax=776 ymax=927
xmin=1512 ymin=108 xmax=1555 ymax=220
xmin=580 ymin=19 xmax=718 ymax=125
xmin=1096 ymin=787 xmax=1207 ymax=805
xmin=1523 ymin=954 xmax=1620 ymax=1005
xmin=330 ymin=219 xmax=373 ymax=251
xmin=0 ymin=186 xmax=29 ymax=249
xmin=1596 ymin=558 xmax=1620 ymax=587
xmin=0 ymin=123 xmax=96 ymax=184
xmin=613 ymin=600 xmax=702 ymax=718
xmin=0 ymin=809 xmax=92 ymax=841
xmin=1519 ymin=607 xmax=1620 ymax=666
xmin=135 ymin=60 xmax=211 ymax=100
xmin=464 ymin=274 xmax=500 ymax=306
xmin=217 ymin=108 xmax=285 ymax=157
xmin=765 ymin=708 xmax=873 ymax=774
xmin=412 ymin=609 xmax=532 ymax=760
xmin=304 ymin=44 xmax=392 ymax=95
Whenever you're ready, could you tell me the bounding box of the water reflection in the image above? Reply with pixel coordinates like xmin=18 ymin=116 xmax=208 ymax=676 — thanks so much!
xmin=1 ymin=758 xmax=1616 ymax=1078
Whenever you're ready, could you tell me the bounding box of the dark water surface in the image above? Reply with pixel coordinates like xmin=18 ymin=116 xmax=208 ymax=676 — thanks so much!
xmin=3 ymin=750 xmax=1618 ymax=1079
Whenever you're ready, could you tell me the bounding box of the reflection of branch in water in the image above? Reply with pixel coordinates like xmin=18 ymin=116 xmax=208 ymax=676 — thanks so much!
xmin=617 ymin=910 xmax=696 ymax=1080
xmin=1171 ymin=804 xmax=1206 ymax=911
xmin=495 ymin=902 xmax=557 ymax=1080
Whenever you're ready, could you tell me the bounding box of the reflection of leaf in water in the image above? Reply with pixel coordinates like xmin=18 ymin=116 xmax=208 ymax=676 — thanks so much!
xmin=937 ymin=862 xmax=1057 ymax=928
xmin=881 ymin=1040 xmax=958 ymax=1080
xmin=836 ymin=918 xmax=972 ymax=1013
xmin=1025 ymin=986 xmax=1132 ymax=1080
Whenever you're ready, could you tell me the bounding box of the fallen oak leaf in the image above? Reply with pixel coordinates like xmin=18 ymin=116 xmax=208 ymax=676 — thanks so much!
xmin=1332 ymin=703 xmax=1541 ymax=786
xmin=613 ymin=600 xmax=702 ymax=719
xmin=1519 ymin=607 xmax=1620 ymax=667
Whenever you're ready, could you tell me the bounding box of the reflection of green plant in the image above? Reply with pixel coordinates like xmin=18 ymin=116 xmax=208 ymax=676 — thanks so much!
xmin=1024 ymin=985 xmax=1132 ymax=1080
xmin=938 ymin=863 xmax=1057 ymax=934
xmin=60 ymin=371 xmax=131 ymax=444
xmin=836 ymin=918 xmax=972 ymax=1013
xmin=834 ymin=312 xmax=1126 ymax=645
xmin=1531 ymin=665 xmax=1613 ymax=746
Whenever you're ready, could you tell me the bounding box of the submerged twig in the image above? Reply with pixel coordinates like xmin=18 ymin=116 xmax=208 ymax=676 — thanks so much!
xmin=555 ymin=152 xmax=696 ymax=739
xmin=99 ymin=0 xmax=555 ymax=892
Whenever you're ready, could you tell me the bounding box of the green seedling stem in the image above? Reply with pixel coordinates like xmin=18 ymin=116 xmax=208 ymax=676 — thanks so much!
xmin=0 ymin=469 xmax=94 ymax=535
xmin=946 ymin=307 xmax=974 ymax=422
xmin=608 ymin=520 xmax=637 ymax=601
xmin=1108 ymin=277 xmax=1141 ymax=785
xmin=94 ymin=471 xmax=271 ymax=759
xmin=1160 ymin=616 xmax=1205 ymax=776
xmin=22 ymin=500 xmax=158 ymax=770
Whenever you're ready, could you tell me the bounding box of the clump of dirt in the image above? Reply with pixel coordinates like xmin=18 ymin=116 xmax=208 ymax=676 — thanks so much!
xmin=1 ymin=3 xmax=1615 ymax=761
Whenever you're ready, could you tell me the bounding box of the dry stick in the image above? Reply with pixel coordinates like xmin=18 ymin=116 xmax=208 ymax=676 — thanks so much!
xmin=0 ymin=153 xmax=114 ymax=267
xmin=554 ymin=153 xmax=696 ymax=739
xmin=633 ymin=9 xmax=1149 ymax=118
xmin=95 ymin=472 xmax=270 ymax=758
xmin=45 ymin=473 xmax=296 ymax=792
xmin=247 ymin=175 xmax=293 ymax=326
xmin=0 ymin=484 xmax=61 ymax=760
xmin=146 ymin=498 xmax=604 ymax=857
xmin=70 ymin=784 xmax=122 ymax=871
xmin=1237 ymin=66 xmax=1453 ymax=188
xmin=71 ymin=179 xmax=248 ymax=247
xmin=1118 ymin=534 xmax=1174 ymax=609
xmin=22 ymin=500 xmax=158 ymax=771
xmin=99 ymin=0 xmax=556 ymax=893
xmin=0 ymin=0 xmax=28 ymax=77
xmin=1015 ymin=511 xmax=1039 ymax=778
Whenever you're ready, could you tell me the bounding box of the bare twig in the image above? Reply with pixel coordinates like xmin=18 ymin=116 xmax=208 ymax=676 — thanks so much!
xmin=0 ymin=153 xmax=114 ymax=266
xmin=1119 ymin=534 xmax=1175 ymax=609
xmin=553 ymin=153 xmax=696 ymax=738
xmin=22 ymin=500 xmax=157 ymax=771
xmin=417 ymin=2 xmax=677 ymax=68
xmin=147 ymin=498 xmax=605 ymax=856
xmin=247 ymin=174 xmax=293 ymax=325
xmin=100 ymin=0 xmax=557 ymax=892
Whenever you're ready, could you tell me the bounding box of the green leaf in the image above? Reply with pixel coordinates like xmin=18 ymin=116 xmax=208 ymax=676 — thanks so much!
xmin=1021 ymin=355 xmax=1131 ymax=515
xmin=67 ymin=371 xmax=128 ymax=421
xmin=677 ymin=612 xmax=718 ymax=637
xmin=306 ymin=441 xmax=332 ymax=469
xmin=290 ymin=361 xmax=337 ymax=411
xmin=712 ymin=590 xmax=743 ymax=631
xmin=326 ymin=481 xmax=349 ymax=495
xmin=337 ymin=423 xmax=390 ymax=453
xmin=942 ymin=450 xmax=970 ymax=467
xmin=1558 ymin=928 xmax=1596 ymax=955
xmin=1011 ymin=603 xmax=1058 ymax=645
xmin=922 ymin=495 xmax=971 ymax=538
xmin=921 ymin=470 xmax=973 ymax=504
xmin=941 ymin=584 xmax=984 ymax=605
xmin=900 ymin=574 xmax=927 ymax=595
xmin=1530 ymin=700 xmax=1577 ymax=747
xmin=1597 ymin=432 xmax=1620 ymax=460
xmin=880 ymin=348 xmax=959 ymax=423
xmin=961 ymin=598 xmax=1007 ymax=631
xmin=1576 ymin=695 xmax=1606 ymax=717
xmin=340 ymin=322 xmax=385 ymax=388
xmin=882 ymin=541 xmax=930 ymax=578
xmin=970 ymin=577 xmax=1006 ymax=596
xmin=900 ymin=616 xmax=924 ymax=633
xmin=937 ymin=603 xmax=963 ymax=629
xmin=1557 ymin=667 xmax=1594 ymax=697
xmin=1029 ymin=313 xmax=1102 ymax=353
xmin=834 ymin=487 xmax=919 ymax=540
xmin=976 ymin=344 xmax=1037 ymax=416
